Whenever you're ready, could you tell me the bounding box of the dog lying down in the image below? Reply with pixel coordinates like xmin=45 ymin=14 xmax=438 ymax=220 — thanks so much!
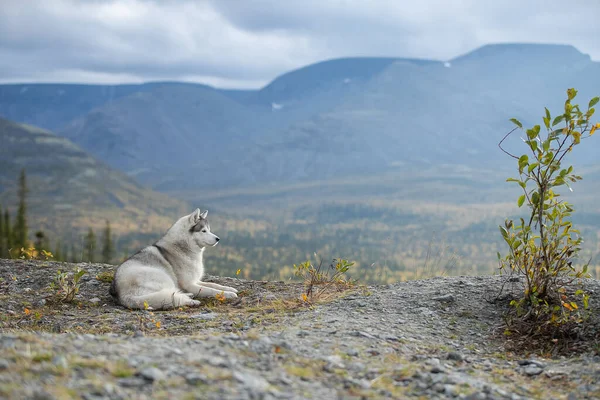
xmin=110 ymin=209 xmax=238 ymax=310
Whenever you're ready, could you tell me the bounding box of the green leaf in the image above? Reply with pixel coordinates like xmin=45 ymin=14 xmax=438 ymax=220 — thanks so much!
xmin=517 ymin=194 xmax=526 ymax=207
xmin=543 ymin=117 xmax=550 ymax=129
xmin=510 ymin=118 xmax=522 ymax=128
xmin=527 ymin=163 xmax=538 ymax=173
xmin=552 ymin=115 xmax=565 ymax=126
xmin=567 ymin=88 xmax=577 ymax=100
xmin=589 ymin=97 xmax=599 ymax=108
xmin=573 ymin=131 xmax=581 ymax=144
xmin=545 ymin=107 xmax=551 ymax=120
xmin=506 ymin=178 xmax=520 ymax=183
xmin=518 ymin=155 xmax=529 ymax=173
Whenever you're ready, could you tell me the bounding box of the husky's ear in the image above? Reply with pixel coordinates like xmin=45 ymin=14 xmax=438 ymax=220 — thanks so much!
xmin=200 ymin=210 xmax=208 ymax=219
xmin=190 ymin=208 xmax=201 ymax=223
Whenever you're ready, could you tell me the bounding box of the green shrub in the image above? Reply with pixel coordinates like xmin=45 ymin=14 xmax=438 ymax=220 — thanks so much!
xmin=293 ymin=257 xmax=357 ymax=303
xmin=498 ymin=88 xmax=598 ymax=336
xmin=50 ymin=268 xmax=87 ymax=303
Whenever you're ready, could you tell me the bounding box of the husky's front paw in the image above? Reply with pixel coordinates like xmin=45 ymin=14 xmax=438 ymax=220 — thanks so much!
xmin=186 ymin=299 xmax=201 ymax=307
xmin=223 ymin=286 xmax=238 ymax=294
xmin=223 ymin=291 xmax=238 ymax=300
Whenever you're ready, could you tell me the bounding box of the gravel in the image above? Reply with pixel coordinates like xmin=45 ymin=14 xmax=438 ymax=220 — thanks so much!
xmin=1 ymin=259 xmax=600 ymax=399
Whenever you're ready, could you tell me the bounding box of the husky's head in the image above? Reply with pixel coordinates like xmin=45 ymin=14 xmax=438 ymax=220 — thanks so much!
xmin=167 ymin=208 xmax=219 ymax=250
xmin=178 ymin=208 xmax=220 ymax=249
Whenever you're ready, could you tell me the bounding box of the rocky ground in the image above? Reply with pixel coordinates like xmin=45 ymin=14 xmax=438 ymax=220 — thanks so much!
xmin=0 ymin=259 xmax=599 ymax=400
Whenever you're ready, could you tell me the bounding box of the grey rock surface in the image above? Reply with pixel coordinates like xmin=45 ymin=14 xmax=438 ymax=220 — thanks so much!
xmin=1 ymin=259 xmax=599 ymax=399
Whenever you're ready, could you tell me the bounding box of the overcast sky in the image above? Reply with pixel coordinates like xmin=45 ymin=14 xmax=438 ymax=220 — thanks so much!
xmin=1 ymin=0 xmax=598 ymax=88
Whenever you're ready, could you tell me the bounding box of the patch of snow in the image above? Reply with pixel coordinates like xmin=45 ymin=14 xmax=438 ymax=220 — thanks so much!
xmin=444 ymin=62 xmax=452 ymax=68
xmin=271 ymin=102 xmax=283 ymax=111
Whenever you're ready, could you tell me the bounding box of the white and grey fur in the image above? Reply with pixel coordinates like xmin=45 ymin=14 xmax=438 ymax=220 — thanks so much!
xmin=110 ymin=209 xmax=237 ymax=310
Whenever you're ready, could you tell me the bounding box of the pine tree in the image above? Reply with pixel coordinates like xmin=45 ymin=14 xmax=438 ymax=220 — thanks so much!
xmin=54 ymin=239 xmax=63 ymax=261
xmin=4 ymin=209 xmax=12 ymax=255
xmin=101 ymin=220 xmax=115 ymax=264
xmin=34 ymin=231 xmax=46 ymax=251
xmin=0 ymin=204 xmax=4 ymax=258
xmin=14 ymin=169 xmax=28 ymax=249
xmin=62 ymin=243 xmax=69 ymax=263
xmin=70 ymin=243 xmax=79 ymax=263
xmin=84 ymin=228 xmax=97 ymax=263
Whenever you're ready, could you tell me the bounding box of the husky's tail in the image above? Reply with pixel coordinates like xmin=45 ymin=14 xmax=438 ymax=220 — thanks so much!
xmin=109 ymin=278 xmax=118 ymax=298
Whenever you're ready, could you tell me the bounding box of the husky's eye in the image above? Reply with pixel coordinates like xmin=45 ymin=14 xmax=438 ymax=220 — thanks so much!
xmin=201 ymin=229 xmax=207 ymax=233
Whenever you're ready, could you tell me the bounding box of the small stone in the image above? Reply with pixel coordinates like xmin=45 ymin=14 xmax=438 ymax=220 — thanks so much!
xmin=133 ymin=330 xmax=144 ymax=338
xmin=0 ymin=359 xmax=9 ymax=370
xmin=118 ymin=377 xmax=147 ymax=387
xmin=89 ymin=297 xmax=101 ymax=305
xmin=232 ymin=370 xmax=269 ymax=392
xmin=444 ymin=384 xmax=459 ymax=397
xmin=523 ymin=365 xmax=544 ymax=376
xmin=297 ymin=330 xmax=309 ymax=337
xmin=190 ymin=312 xmax=218 ymax=320
xmin=431 ymin=365 xmax=445 ymax=374
xmin=432 ymin=294 xmax=454 ymax=302
xmin=518 ymin=359 xmax=545 ymax=368
xmin=447 ymin=351 xmax=464 ymax=361
xmin=464 ymin=393 xmax=487 ymax=400
xmin=346 ymin=349 xmax=359 ymax=357
xmin=186 ymin=373 xmax=209 ymax=385
xmin=138 ymin=367 xmax=164 ymax=382
xmin=350 ymin=331 xmax=376 ymax=339
xmin=265 ymin=294 xmax=277 ymax=301
xmin=52 ymin=355 xmax=68 ymax=369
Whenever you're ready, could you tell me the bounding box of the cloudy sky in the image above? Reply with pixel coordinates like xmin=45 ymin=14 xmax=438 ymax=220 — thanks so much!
xmin=1 ymin=0 xmax=598 ymax=88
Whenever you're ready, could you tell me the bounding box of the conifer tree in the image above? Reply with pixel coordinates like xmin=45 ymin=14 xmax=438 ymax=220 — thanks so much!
xmin=4 ymin=209 xmax=12 ymax=255
xmin=54 ymin=239 xmax=63 ymax=261
xmin=101 ymin=220 xmax=115 ymax=264
xmin=70 ymin=243 xmax=79 ymax=263
xmin=84 ymin=228 xmax=97 ymax=263
xmin=13 ymin=169 xmax=28 ymax=249
xmin=0 ymin=204 xmax=4 ymax=258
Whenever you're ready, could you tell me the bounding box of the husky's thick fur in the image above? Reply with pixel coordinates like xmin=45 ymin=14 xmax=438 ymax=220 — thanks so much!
xmin=110 ymin=209 xmax=237 ymax=310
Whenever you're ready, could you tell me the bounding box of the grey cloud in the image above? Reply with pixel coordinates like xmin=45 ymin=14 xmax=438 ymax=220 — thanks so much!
xmin=0 ymin=0 xmax=598 ymax=88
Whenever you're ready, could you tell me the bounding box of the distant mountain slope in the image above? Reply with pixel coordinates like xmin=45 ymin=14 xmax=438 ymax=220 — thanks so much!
xmin=60 ymin=83 xmax=268 ymax=190
xmin=0 ymin=117 xmax=188 ymax=239
xmin=1 ymin=44 xmax=598 ymax=192
xmin=0 ymin=84 xmax=145 ymax=131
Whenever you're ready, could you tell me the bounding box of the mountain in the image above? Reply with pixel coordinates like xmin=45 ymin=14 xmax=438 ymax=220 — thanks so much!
xmin=0 ymin=117 xmax=188 ymax=241
xmin=59 ymin=83 xmax=267 ymax=190
xmin=0 ymin=44 xmax=599 ymax=192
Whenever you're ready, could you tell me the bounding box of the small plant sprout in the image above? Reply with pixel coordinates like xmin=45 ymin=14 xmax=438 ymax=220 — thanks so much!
xmin=498 ymin=88 xmax=597 ymax=340
xmin=293 ymin=256 xmax=357 ymax=303
xmin=215 ymin=291 xmax=227 ymax=303
xmin=50 ymin=267 xmax=87 ymax=303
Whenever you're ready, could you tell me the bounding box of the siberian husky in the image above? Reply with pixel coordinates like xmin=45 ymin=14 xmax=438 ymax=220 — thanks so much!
xmin=110 ymin=209 xmax=238 ymax=310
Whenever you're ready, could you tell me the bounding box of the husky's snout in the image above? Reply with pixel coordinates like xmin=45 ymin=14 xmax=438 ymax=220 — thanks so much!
xmin=213 ymin=236 xmax=220 ymax=245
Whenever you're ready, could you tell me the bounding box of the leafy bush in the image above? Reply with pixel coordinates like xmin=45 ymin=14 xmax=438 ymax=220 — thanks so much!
xmin=294 ymin=257 xmax=357 ymax=303
xmin=50 ymin=268 xmax=87 ymax=303
xmin=498 ymin=88 xmax=598 ymax=336
xmin=19 ymin=246 xmax=53 ymax=261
